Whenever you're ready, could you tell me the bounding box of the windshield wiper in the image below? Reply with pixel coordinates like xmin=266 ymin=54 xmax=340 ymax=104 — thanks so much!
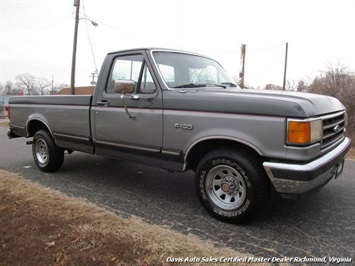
xmin=173 ymin=83 xmax=236 ymax=89
xmin=208 ymin=84 xmax=227 ymax=89
xmin=221 ymin=82 xmax=237 ymax=87
xmin=173 ymin=83 xmax=207 ymax=88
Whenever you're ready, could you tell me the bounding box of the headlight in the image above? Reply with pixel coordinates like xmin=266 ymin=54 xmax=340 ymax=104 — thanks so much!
xmin=287 ymin=118 xmax=322 ymax=145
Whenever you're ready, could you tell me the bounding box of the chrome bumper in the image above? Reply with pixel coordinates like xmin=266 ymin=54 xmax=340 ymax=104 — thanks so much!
xmin=263 ymin=137 xmax=351 ymax=198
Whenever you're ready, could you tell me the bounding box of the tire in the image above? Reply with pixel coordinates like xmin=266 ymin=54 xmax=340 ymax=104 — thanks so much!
xmin=195 ymin=148 xmax=270 ymax=223
xmin=32 ymin=130 xmax=64 ymax=172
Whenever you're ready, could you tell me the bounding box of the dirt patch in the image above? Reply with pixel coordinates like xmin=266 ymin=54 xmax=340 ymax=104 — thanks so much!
xmin=0 ymin=170 xmax=259 ymax=266
xmin=347 ymin=133 xmax=355 ymax=160
xmin=347 ymin=148 xmax=355 ymax=160
xmin=0 ymin=120 xmax=9 ymax=128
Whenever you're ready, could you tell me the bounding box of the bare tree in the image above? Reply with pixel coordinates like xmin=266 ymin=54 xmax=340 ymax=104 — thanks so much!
xmin=189 ymin=68 xmax=216 ymax=84
xmin=286 ymin=80 xmax=297 ymax=91
xmin=308 ymin=64 xmax=355 ymax=139
xmin=264 ymin=84 xmax=282 ymax=90
xmin=265 ymin=82 xmax=298 ymax=91
xmin=36 ymin=77 xmax=51 ymax=95
xmin=16 ymin=73 xmax=36 ymax=95
xmin=0 ymin=81 xmax=22 ymax=95
xmin=296 ymin=80 xmax=307 ymax=92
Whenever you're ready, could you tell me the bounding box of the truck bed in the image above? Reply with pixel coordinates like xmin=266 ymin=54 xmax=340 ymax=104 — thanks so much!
xmin=9 ymin=95 xmax=94 ymax=154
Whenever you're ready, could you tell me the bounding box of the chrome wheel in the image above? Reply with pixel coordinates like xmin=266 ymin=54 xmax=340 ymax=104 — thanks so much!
xmin=35 ymin=138 xmax=48 ymax=164
xmin=196 ymin=149 xmax=270 ymax=223
xmin=32 ymin=130 xmax=64 ymax=172
xmin=205 ymin=165 xmax=247 ymax=210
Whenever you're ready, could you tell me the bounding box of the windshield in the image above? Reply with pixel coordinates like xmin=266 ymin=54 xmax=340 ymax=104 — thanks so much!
xmin=153 ymin=51 xmax=236 ymax=89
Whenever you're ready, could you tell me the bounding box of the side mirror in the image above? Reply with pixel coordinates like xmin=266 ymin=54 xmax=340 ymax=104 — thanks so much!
xmin=114 ymin=80 xmax=135 ymax=94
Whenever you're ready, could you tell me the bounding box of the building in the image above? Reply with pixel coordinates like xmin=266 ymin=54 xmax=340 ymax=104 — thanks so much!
xmin=0 ymin=95 xmax=11 ymax=118
xmin=56 ymin=86 xmax=95 ymax=95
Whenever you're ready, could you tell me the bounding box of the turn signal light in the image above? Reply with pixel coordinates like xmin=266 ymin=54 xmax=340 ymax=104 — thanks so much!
xmin=287 ymin=119 xmax=322 ymax=145
xmin=288 ymin=121 xmax=311 ymax=144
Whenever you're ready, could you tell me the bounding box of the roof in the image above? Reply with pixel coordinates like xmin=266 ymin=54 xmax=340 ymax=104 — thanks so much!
xmin=107 ymin=47 xmax=209 ymax=58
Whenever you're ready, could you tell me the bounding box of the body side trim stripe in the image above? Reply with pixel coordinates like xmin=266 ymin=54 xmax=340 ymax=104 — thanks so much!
xmin=53 ymin=132 xmax=90 ymax=142
xmin=95 ymin=140 xmax=161 ymax=153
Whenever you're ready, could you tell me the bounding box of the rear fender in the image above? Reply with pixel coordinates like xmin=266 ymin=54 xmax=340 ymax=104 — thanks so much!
xmin=26 ymin=114 xmax=53 ymax=138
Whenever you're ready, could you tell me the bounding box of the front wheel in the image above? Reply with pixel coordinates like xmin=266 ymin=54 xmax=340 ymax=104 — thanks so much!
xmin=32 ymin=130 xmax=64 ymax=172
xmin=195 ymin=148 xmax=270 ymax=223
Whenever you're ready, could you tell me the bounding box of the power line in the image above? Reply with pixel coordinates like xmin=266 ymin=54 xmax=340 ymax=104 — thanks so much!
xmin=80 ymin=13 xmax=175 ymax=47
xmin=247 ymin=43 xmax=284 ymax=52
xmin=81 ymin=0 xmax=98 ymax=73
xmin=2 ymin=14 xmax=71 ymax=47
xmin=239 ymin=43 xmax=286 ymax=86
xmin=247 ymin=53 xmax=284 ymax=84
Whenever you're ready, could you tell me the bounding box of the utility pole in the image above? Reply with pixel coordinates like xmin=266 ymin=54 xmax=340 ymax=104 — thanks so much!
xmin=70 ymin=0 xmax=80 ymax=95
xmin=239 ymin=44 xmax=247 ymax=88
xmin=282 ymin=42 xmax=288 ymax=90
xmin=51 ymin=75 xmax=54 ymax=94
xmin=89 ymin=72 xmax=97 ymax=85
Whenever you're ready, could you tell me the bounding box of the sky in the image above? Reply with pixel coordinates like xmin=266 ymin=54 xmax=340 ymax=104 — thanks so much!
xmin=1 ymin=0 xmax=355 ymax=89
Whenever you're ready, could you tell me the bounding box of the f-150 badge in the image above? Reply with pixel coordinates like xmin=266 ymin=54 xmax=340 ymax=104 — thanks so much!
xmin=175 ymin=123 xmax=193 ymax=130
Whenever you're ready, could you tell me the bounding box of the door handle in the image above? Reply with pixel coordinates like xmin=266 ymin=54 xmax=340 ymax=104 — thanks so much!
xmin=130 ymin=95 xmax=140 ymax=100
xmin=97 ymin=100 xmax=109 ymax=107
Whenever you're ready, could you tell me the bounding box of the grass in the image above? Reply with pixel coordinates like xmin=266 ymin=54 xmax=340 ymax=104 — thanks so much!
xmin=0 ymin=170 xmax=258 ymax=266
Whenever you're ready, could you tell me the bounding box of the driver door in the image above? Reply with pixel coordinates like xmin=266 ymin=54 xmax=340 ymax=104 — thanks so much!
xmin=92 ymin=52 xmax=163 ymax=167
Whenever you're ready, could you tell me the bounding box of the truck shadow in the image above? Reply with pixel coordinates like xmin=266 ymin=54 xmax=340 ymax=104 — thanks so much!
xmin=58 ymin=153 xmax=340 ymax=226
xmin=26 ymin=153 xmax=354 ymax=258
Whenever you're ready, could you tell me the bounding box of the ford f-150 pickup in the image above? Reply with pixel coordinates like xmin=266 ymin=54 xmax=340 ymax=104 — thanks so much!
xmin=7 ymin=48 xmax=351 ymax=223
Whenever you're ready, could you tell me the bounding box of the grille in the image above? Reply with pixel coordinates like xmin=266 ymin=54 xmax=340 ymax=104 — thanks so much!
xmin=321 ymin=112 xmax=346 ymax=149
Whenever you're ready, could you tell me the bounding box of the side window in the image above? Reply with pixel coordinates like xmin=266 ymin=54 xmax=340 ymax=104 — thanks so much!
xmin=139 ymin=64 xmax=157 ymax=94
xmin=106 ymin=54 xmax=144 ymax=94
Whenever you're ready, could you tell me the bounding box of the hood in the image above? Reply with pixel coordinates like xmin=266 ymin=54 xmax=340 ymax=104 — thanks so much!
xmin=163 ymin=88 xmax=345 ymax=118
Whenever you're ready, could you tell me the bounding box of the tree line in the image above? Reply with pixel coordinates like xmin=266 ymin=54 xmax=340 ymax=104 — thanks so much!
xmin=0 ymin=73 xmax=68 ymax=96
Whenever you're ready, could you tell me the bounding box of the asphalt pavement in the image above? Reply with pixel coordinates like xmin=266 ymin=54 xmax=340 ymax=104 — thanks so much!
xmin=1 ymin=127 xmax=354 ymax=264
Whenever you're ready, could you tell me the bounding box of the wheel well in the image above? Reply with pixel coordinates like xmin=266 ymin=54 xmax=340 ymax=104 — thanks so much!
xmin=186 ymin=139 xmax=263 ymax=171
xmin=27 ymin=120 xmax=51 ymax=137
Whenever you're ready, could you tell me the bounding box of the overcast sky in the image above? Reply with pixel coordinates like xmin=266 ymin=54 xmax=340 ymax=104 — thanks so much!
xmin=1 ymin=0 xmax=355 ymax=89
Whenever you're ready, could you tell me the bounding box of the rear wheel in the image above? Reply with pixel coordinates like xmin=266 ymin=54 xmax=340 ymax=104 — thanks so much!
xmin=195 ymin=148 xmax=270 ymax=223
xmin=32 ymin=130 xmax=64 ymax=172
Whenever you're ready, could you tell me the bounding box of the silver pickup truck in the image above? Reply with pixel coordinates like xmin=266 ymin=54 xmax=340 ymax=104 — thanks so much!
xmin=8 ymin=48 xmax=351 ymax=223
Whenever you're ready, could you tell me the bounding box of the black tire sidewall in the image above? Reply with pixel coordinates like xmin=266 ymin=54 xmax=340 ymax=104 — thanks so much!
xmin=32 ymin=130 xmax=64 ymax=172
xmin=196 ymin=150 xmax=265 ymax=223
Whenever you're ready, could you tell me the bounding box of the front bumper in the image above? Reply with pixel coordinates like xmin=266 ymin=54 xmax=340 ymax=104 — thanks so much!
xmin=263 ymin=137 xmax=351 ymax=198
